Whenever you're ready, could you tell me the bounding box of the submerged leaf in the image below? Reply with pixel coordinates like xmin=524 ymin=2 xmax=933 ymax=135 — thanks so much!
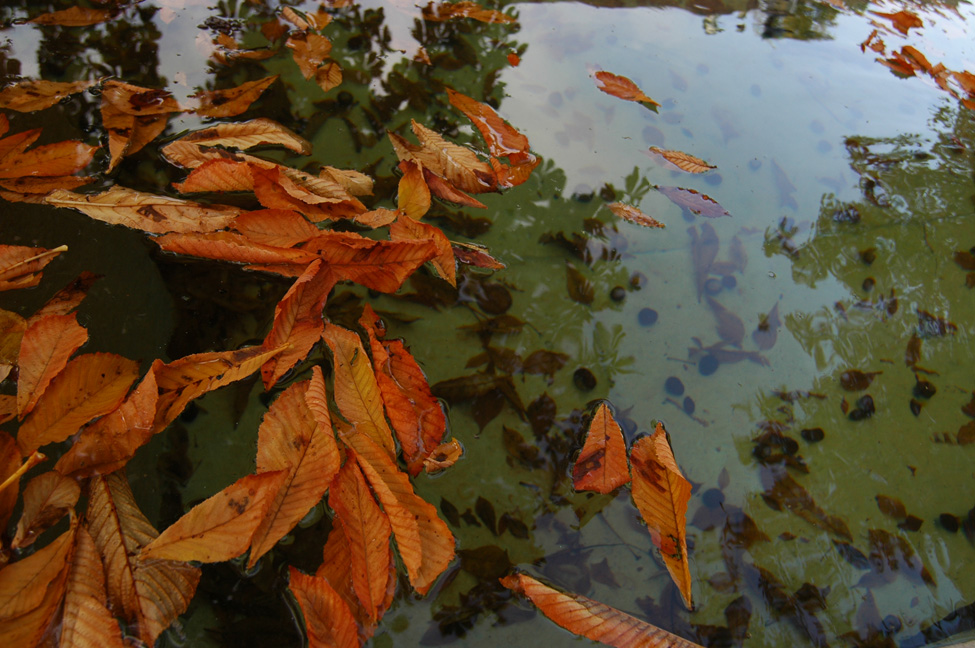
xmin=657 ymin=186 xmax=731 ymax=218
xmin=0 ymin=244 xmax=67 ymax=291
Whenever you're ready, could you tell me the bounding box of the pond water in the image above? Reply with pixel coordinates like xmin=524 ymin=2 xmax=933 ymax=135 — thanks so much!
xmin=1 ymin=1 xmax=974 ymax=647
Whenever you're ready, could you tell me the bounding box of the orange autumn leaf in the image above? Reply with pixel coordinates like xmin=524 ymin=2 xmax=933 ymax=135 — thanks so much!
xmin=446 ymin=87 xmax=533 ymax=163
xmin=100 ymin=103 xmax=169 ymax=172
xmin=17 ymin=312 xmax=88 ymax=418
xmin=607 ymin=202 xmax=665 ymax=229
xmin=416 ymin=159 xmax=488 ymax=208
xmin=0 ymin=174 xmax=93 ymax=198
xmin=100 ymin=80 xmax=182 ymax=116
xmin=11 ymin=471 xmax=81 ymax=549
xmin=29 ymin=271 xmax=100 ymax=322
xmin=86 ymin=472 xmax=200 ymax=647
xmin=288 ymin=567 xmax=359 ymax=648
xmin=60 ymin=525 xmax=126 ymax=648
xmin=322 ymin=322 xmax=397 ymax=458
xmin=490 ymin=155 xmax=541 ymax=189
xmin=354 ymin=207 xmax=399 ymax=228
xmin=870 ymin=9 xmax=923 ymax=35
xmin=398 ymin=160 xmax=431 ymax=220
xmin=648 ymin=146 xmax=716 ymax=174
xmin=304 ymin=231 xmax=439 ymax=291
xmin=0 ymin=395 xmax=14 ymax=424
xmin=572 ymin=402 xmax=630 ymax=494
xmin=411 ymin=119 xmax=497 ymax=194
xmin=328 ymin=457 xmax=392 ymax=624
xmin=54 ymin=369 xmax=158 ymax=478
xmin=287 ymin=33 xmax=332 ymax=79
xmin=340 ymin=427 xmax=455 ymax=595
xmin=233 ymin=209 xmax=320 ymax=248
xmin=140 ymin=471 xmax=287 ymax=563
xmin=360 ymin=305 xmax=447 ymax=475
xmin=0 ymin=310 xmax=26 ymax=380
xmin=17 ymin=352 xmax=140 ymax=456
xmin=45 ymin=186 xmax=241 ymax=234
xmin=152 ymin=345 xmax=286 ymax=430
xmin=191 ymin=75 xmax=279 ymax=118
xmin=423 ymin=438 xmax=463 ymax=473
xmin=319 ymin=166 xmax=374 ymax=197
xmin=28 ymin=6 xmax=116 ymax=26
xmin=0 ymin=79 xmax=96 ymax=113
xmin=500 ymin=573 xmax=705 ymax=648
xmin=153 ymin=231 xmax=318 ymax=274
xmin=316 ymin=61 xmax=343 ymax=93
xmin=630 ymin=423 xmax=693 ymax=609
xmin=593 ymin=71 xmax=660 ymax=106
xmin=389 ymin=213 xmax=456 ymax=286
xmin=173 ymin=158 xmax=259 ymax=194
xmin=0 ymin=432 xmax=23 ymax=530
xmin=247 ymin=373 xmax=341 ymax=567
xmin=452 ymin=241 xmax=505 ymax=269
xmin=0 ymin=136 xmax=97 ymax=179
xmin=0 ymin=243 xmax=66 ymax=292
xmin=173 ymin=118 xmax=311 ymax=155
xmin=422 ymin=1 xmax=517 ymax=24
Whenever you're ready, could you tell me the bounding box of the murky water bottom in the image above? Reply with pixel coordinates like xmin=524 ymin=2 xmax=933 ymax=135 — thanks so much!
xmin=2 ymin=0 xmax=975 ymax=647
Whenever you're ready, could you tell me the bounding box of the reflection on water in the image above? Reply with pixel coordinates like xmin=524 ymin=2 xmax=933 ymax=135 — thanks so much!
xmin=1 ymin=0 xmax=974 ymax=647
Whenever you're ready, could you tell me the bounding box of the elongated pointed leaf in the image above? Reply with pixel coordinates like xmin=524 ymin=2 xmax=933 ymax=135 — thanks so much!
xmin=340 ymin=426 xmax=455 ymax=594
xmin=289 ymin=567 xmax=359 ymax=648
xmin=446 ymin=88 xmax=532 ymax=162
xmin=173 ymin=118 xmax=311 ymax=154
xmin=411 ymin=120 xmax=496 ymax=194
xmin=648 ymin=147 xmax=716 ymax=174
xmin=360 ymin=305 xmax=446 ymax=475
xmin=323 ymin=322 xmax=396 ymax=457
xmin=17 ymin=312 xmax=88 ymax=418
xmin=60 ymin=525 xmax=125 ymax=648
xmin=607 ymin=202 xmax=665 ymax=229
xmin=101 ymin=103 xmax=168 ymax=172
xmin=46 ymin=186 xmax=240 ymax=234
xmin=328 ymin=457 xmax=392 ymax=624
xmin=593 ymin=71 xmax=659 ymax=106
xmin=18 ymin=353 xmax=139 ymax=455
xmin=55 ymin=369 xmax=158 ymax=478
xmin=101 ymin=80 xmax=182 ymax=116
xmin=0 ymin=139 xmax=97 ymax=179
xmin=141 ymin=471 xmax=287 ymax=563
xmin=87 ymin=472 xmax=200 ymax=646
xmin=573 ymin=403 xmax=630 ymax=494
xmin=500 ymin=573 xmax=704 ymax=648
xmin=247 ymin=374 xmax=341 ymax=567
xmin=630 ymin=423 xmax=693 ymax=609
xmin=0 ymin=243 xmax=66 ymax=291
xmin=11 ymin=471 xmax=80 ymax=549
xmin=0 ymin=79 xmax=96 ymax=113
xmin=233 ymin=209 xmax=320 ymax=247
xmin=154 ymin=231 xmax=319 ymax=272
xmin=191 ymin=76 xmax=278 ymax=118
xmin=397 ymin=160 xmax=431 ymax=220
xmin=304 ymin=231 xmax=438 ymax=292
xmin=389 ymin=214 xmax=456 ymax=286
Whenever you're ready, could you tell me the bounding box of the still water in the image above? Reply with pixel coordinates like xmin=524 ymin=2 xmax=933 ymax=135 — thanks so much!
xmin=1 ymin=0 xmax=974 ymax=647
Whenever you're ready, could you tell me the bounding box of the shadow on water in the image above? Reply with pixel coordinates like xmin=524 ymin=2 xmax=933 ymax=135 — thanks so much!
xmin=0 ymin=1 xmax=974 ymax=647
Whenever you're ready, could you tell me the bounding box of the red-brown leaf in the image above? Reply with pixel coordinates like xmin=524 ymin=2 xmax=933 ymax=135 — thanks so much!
xmin=233 ymin=209 xmax=321 ymax=248
xmin=29 ymin=7 xmax=116 ymax=26
xmin=446 ymin=88 xmax=532 ymax=162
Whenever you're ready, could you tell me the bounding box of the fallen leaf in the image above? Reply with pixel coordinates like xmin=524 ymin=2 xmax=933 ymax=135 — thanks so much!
xmin=316 ymin=61 xmax=343 ymax=93
xmin=153 ymin=231 xmax=317 ymax=275
xmin=303 ymin=231 xmax=439 ymax=291
xmin=233 ymin=209 xmax=320 ymax=248
xmin=649 ymin=147 xmax=716 ymax=173
xmin=573 ymin=402 xmax=630 ymax=493
xmin=288 ymin=567 xmax=359 ymax=648
xmin=410 ymin=120 xmax=497 ymax=194
xmin=0 ymin=244 xmax=67 ymax=291
xmin=17 ymin=352 xmax=140 ymax=456
xmin=389 ymin=213 xmax=456 ymax=286
xmin=328 ymin=457 xmax=392 ymax=624
xmin=593 ymin=71 xmax=660 ymax=106
xmin=423 ymin=439 xmax=463 ymax=473
xmin=11 ymin=471 xmax=80 ymax=549
xmin=16 ymin=312 xmax=88 ymax=418
xmin=100 ymin=102 xmax=168 ymax=172
xmin=86 ymin=472 xmax=200 ymax=646
xmin=0 ymin=432 xmax=22 ymax=530
xmin=500 ymin=573 xmax=704 ymax=648
xmin=46 ymin=186 xmax=240 ymax=234
xmin=28 ymin=6 xmax=116 ymax=26
xmin=141 ymin=471 xmax=287 ymax=563
xmin=100 ymin=80 xmax=182 ymax=116
xmin=630 ymin=423 xmax=693 ymax=609
xmin=422 ymin=1 xmax=517 ymax=24
xmin=0 ymin=136 xmax=97 ymax=180
xmin=657 ymin=186 xmax=731 ymax=218
xmin=839 ymin=369 xmax=882 ymax=391
xmin=247 ymin=372 xmax=341 ymax=567
xmin=397 ymin=160 xmax=431 ymax=220
xmin=452 ymin=242 xmax=505 ymax=269
xmin=191 ymin=75 xmax=279 ymax=118
xmin=0 ymin=79 xmax=96 ymax=113
xmin=60 ymin=525 xmax=126 ymax=648
xmin=287 ymin=33 xmax=332 ymax=79
xmin=446 ymin=88 xmax=533 ymax=163
xmin=870 ymin=9 xmax=923 ymax=35
xmin=607 ymin=202 xmax=665 ymax=228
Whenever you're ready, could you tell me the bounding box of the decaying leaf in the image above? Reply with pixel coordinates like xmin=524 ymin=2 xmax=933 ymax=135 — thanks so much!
xmin=59 ymin=525 xmax=126 ymax=648
xmin=169 ymin=118 xmax=311 ymax=155
xmin=607 ymin=202 xmax=665 ymax=229
xmin=870 ymin=9 xmax=923 ymax=35
xmin=648 ymin=147 xmax=716 ymax=173
xmin=572 ymin=402 xmax=630 ymax=494
xmin=500 ymin=573 xmax=704 ymax=648
xmin=839 ymin=369 xmax=882 ymax=391
xmin=423 ymin=439 xmax=463 ymax=473
xmin=630 ymin=423 xmax=693 ymax=609
xmin=593 ymin=71 xmax=660 ymax=106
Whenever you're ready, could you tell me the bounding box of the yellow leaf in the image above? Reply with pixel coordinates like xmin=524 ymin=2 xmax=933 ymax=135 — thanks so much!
xmin=411 ymin=120 xmax=497 ymax=194
xmin=397 ymin=160 xmax=431 ymax=220
xmin=500 ymin=573 xmax=704 ymax=648
xmin=630 ymin=423 xmax=693 ymax=609
xmin=140 ymin=471 xmax=288 ymax=563
xmin=316 ymin=61 xmax=343 ymax=93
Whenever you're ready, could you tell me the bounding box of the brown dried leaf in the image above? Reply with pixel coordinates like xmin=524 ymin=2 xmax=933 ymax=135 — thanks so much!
xmin=607 ymin=202 xmax=665 ymax=228
xmin=11 ymin=471 xmax=80 ymax=549
xmin=0 ymin=244 xmax=66 ymax=291
xmin=648 ymin=147 xmax=716 ymax=173
xmin=287 ymin=33 xmax=332 ymax=79
xmin=17 ymin=312 xmax=88 ymax=418
xmin=0 ymin=79 xmax=96 ymax=113
xmin=191 ymin=76 xmax=279 ymax=118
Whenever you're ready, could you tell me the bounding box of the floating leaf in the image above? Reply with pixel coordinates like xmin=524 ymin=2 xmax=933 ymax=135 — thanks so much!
xmin=174 ymin=118 xmax=311 ymax=155
xmin=446 ymin=88 xmax=533 ymax=163
xmin=397 ymin=160 xmax=431 ymax=220
xmin=100 ymin=102 xmax=168 ymax=172
xmin=16 ymin=312 xmax=88 ymax=418
xmin=46 ymin=187 xmax=240 ymax=235
xmin=304 ymin=231 xmax=439 ymax=292
xmin=840 ymin=369 xmax=882 ymax=391
xmin=389 ymin=213 xmax=456 ymax=286
xmin=870 ymin=9 xmax=923 ymax=35
xmin=17 ymin=353 xmax=139 ymax=456
xmin=657 ymin=186 xmax=731 ymax=218
xmin=630 ymin=423 xmax=693 ymax=609
xmin=423 ymin=439 xmax=463 ymax=473
xmin=87 ymin=472 xmax=200 ymax=647
xmin=410 ymin=120 xmax=497 ymax=194
xmin=28 ymin=6 xmax=116 ymax=26
xmin=11 ymin=471 xmax=80 ymax=549
xmin=422 ymin=1 xmax=516 ymax=24
xmin=0 ymin=79 xmax=96 ymax=113
xmin=500 ymin=573 xmax=704 ymax=648
xmin=287 ymin=33 xmax=332 ymax=79
xmin=573 ymin=402 xmax=630 ymax=494
xmin=0 ymin=135 xmax=97 ymax=180
xmin=140 ymin=471 xmax=287 ymax=563
xmin=288 ymin=567 xmax=359 ymax=648
xmin=648 ymin=147 xmax=716 ymax=174
xmin=60 ymin=525 xmax=126 ymax=648
xmin=191 ymin=76 xmax=279 ymax=118
xmin=593 ymin=71 xmax=660 ymax=106
xmin=233 ymin=209 xmax=320 ymax=248
xmin=607 ymin=202 xmax=665 ymax=229
xmin=154 ymin=231 xmax=318 ymax=275
xmin=316 ymin=61 xmax=343 ymax=93
xmin=0 ymin=244 xmax=67 ymax=292
xmin=100 ymin=80 xmax=182 ymax=116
